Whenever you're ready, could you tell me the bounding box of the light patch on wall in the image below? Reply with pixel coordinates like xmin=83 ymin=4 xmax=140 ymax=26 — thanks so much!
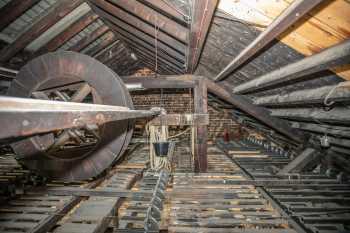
xmin=25 ymin=2 xmax=91 ymax=52
xmin=131 ymin=53 xmax=138 ymax=61
xmin=217 ymin=0 xmax=270 ymax=27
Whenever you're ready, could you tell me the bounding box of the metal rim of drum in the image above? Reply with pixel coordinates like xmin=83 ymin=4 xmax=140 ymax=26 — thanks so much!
xmin=7 ymin=51 xmax=134 ymax=181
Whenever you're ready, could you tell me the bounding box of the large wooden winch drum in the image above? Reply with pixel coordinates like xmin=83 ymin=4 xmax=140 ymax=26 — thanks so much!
xmin=7 ymin=51 xmax=134 ymax=181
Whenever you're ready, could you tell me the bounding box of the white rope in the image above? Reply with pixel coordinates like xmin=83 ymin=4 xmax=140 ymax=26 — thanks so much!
xmin=146 ymin=123 xmax=171 ymax=171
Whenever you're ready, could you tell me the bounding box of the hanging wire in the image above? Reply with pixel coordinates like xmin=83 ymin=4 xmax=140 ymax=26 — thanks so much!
xmin=324 ymin=81 xmax=350 ymax=106
xmin=160 ymin=0 xmax=190 ymax=20
xmin=154 ymin=14 xmax=160 ymax=75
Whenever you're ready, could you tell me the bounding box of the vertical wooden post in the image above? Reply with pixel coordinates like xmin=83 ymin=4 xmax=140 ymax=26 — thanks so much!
xmin=193 ymin=79 xmax=208 ymax=172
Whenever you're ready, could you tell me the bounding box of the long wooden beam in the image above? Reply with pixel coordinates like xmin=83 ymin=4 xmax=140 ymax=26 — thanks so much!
xmin=254 ymin=82 xmax=350 ymax=107
xmin=0 ymin=96 xmax=159 ymax=141
xmin=291 ymin=122 xmax=350 ymax=139
xmin=234 ymin=39 xmax=350 ymax=94
xmin=270 ymin=107 xmax=350 ymax=125
xmin=278 ymin=148 xmax=319 ymax=174
xmin=149 ymin=114 xmax=209 ymax=126
xmin=121 ymin=75 xmax=195 ymax=89
xmin=121 ymin=74 xmax=311 ymax=144
xmin=0 ymin=0 xmax=83 ymax=63
xmin=0 ymin=0 xmax=40 ymax=32
xmin=187 ymin=0 xmax=218 ymax=73
xmin=36 ymin=11 xmax=99 ymax=55
xmin=214 ymin=0 xmax=323 ymax=82
xmin=204 ymin=79 xmax=310 ymax=143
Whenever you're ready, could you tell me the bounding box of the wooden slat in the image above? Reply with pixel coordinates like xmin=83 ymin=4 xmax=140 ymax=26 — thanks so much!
xmin=0 ymin=0 xmax=40 ymax=32
xmin=69 ymin=25 xmax=109 ymax=52
xmin=138 ymin=0 xmax=188 ymax=25
xmin=35 ymin=11 xmax=99 ymax=55
xmin=91 ymin=0 xmax=186 ymax=53
xmin=91 ymin=5 xmax=185 ymax=62
xmin=84 ymin=31 xmax=116 ymax=57
xmin=108 ymin=0 xmax=188 ymax=43
xmin=0 ymin=0 xmax=83 ymax=63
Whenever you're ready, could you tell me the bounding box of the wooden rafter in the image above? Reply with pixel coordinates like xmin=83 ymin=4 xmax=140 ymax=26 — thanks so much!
xmin=84 ymin=31 xmax=116 ymax=56
xmin=91 ymin=5 xmax=185 ymax=62
xmin=69 ymin=25 xmax=109 ymax=52
xmin=233 ymin=39 xmax=350 ymax=94
xmin=104 ymin=21 xmax=184 ymax=73
xmin=90 ymin=0 xmax=186 ymax=55
xmin=137 ymin=0 xmax=188 ymax=25
xmin=187 ymin=0 xmax=218 ymax=73
xmin=214 ymin=0 xmax=323 ymax=81
xmin=0 ymin=0 xmax=40 ymax=32
xmin=204 ymin=78 xmax=311 ymax=144
xmin=107 ymin=0 xmax=188 ymax=43
xmin=35 ymin=11 xmax=99 ymax=56
xmin=0 ymin=0 xmax=83 ymax=63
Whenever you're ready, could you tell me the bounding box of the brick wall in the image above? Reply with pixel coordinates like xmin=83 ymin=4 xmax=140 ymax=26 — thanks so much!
xmin=131 ymin=91 xmax=239 ymax=140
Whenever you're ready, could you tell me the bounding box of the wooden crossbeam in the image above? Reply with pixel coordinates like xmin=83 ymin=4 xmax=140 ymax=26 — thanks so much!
xmin=149 ymin=114 xmax=209 ymax=126
xmin=121 ymin=75 xmax=195 ymax=89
